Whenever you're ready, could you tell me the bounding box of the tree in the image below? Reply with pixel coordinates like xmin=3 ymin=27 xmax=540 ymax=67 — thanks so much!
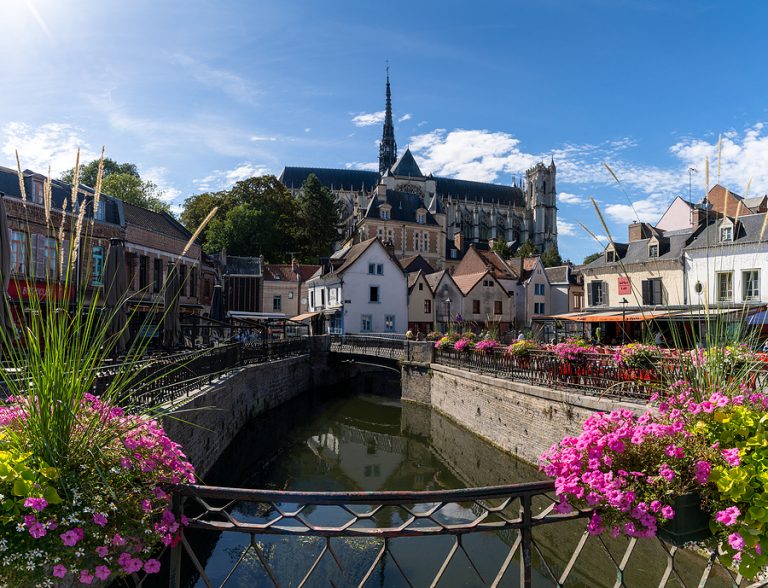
xmin=101 ymin=173 xmax=170 ymax=214
xmin=295 ymin=174 xmax=343 ymax=262
xmin=515 ymin=240 xmax=537 ymax=259
xmin=583 ymin=252 xmax=602 ymax=265
xmin=60 ymin=158 xmax=139 ymax=187
xmin=201 ymin=175 xmax=299 ymax=261
xmin=541 ymin=245 xmax=564 ymax=267
xmin=491 ymin=238 xmax=512 ymax=258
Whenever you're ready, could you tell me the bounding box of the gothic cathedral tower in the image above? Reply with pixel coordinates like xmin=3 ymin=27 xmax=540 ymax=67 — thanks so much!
xmin=524 ymin=157 xmax=558 ymax=252
xmin=378 ymin=71 xmax=397 ymax=174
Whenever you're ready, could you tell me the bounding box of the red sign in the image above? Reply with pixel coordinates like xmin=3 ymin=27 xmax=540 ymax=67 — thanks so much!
xmin=7 ymin=280 xmax=74 ymax=302
xmin=618 ymin=276 xmax=631 ymax=296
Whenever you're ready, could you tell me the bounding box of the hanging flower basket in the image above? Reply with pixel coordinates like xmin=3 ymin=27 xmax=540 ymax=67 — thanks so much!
xmin=657 ymin=493 xmax=713 ymax=546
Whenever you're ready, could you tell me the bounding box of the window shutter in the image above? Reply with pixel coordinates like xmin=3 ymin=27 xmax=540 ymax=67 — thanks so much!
xmin=641 ymin=280 xmax=651 ymax=305
xmin=653 ymin=280 xmax=663 ymax=305
xmin=587 ymin=282 xmax=593 ymax=306
xmin=603 ymin=282 xmax=609 ymax=306
xmin=34 ymin=234 xmax=46 ymax=280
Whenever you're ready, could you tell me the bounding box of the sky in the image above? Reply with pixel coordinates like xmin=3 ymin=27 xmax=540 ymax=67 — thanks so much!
xmin=2 ymin=0 xmax=768 ymax=263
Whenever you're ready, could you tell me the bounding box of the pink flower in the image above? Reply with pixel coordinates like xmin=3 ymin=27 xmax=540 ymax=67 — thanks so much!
xmin=658 ymin=465 xmax=675 ymax=481
xmin=60 ymin=529 xmax=82 ymax=547
xmin=120 ymin=457 xmax=132 ymax=469
xmin=141 ymin=499 xmax=153 ymax=513
xmin=553 ymin=499 xmax=572 ymax=514
xmin=52 ymin=565 xmax=67 ymax=578
xmin=95 ymin=546 xmax=109 ymax=558
xmin=664 ymin=445 xmax=684 ymax=459
xmin=94 ymin=566 xmax=111 ymax=581
xmin=660 ymin=505 xmax=675 ymax=520
xmin=694 ymin=460 xmax=711 ymax=484
xmin=729 ymin=532 xmax=745 ymax=551
xmin=112 ymin=533 xmax=126 ymax=546
xmin=23 ymin=497 xmax=48 ymax=512
xmin=721 ymin=448 xmax=741 ymax=467
xmin=716 ymin=506 xmax=741 ymax=526
xmin=92 ymin=513 xmax=108 ymax=527
xmin=28 ymin=522 xmax=46 ymax=539
xmin=79 ymin=569 xmax=94 ymax=585
xmin=144 ymin=559 xmax=162 ymax=574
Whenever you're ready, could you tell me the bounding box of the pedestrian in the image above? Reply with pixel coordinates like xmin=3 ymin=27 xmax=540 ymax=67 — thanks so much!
xmin=517 ymin=331 xmax=525 ymax=341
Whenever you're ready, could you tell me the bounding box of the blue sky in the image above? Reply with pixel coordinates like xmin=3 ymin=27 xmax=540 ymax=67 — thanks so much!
xmin=2 ymin=0 xmax=768 ymax=262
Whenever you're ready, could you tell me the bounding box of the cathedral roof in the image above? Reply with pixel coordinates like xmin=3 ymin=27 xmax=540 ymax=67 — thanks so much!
xmin=364 ymin=190 xmax=439 ymax=225
xmin=435 ymin=177 xmax=525 ymax=207
xmin=390 ymin=148 xmax=423 ymax=178
xmin=279 ymin=167 xmax=379 ymax=192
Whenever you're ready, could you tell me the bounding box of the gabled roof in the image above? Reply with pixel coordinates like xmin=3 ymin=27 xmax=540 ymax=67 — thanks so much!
xmin=425 ymin=269 xmax=460 ymax=295
xmin=686 ymin=213 xmax=768 ymax=251
xmin=263 ymin=264 xmax=320 ymax=282
xmin=545 ymin=265 xmax=569 ymax=284
xmin=123 ymin=202 xmax=192 ymax=241
xmin=707 ymin=184 xmax=752 ymax=217
xmin=279 ymin=167 xmax=379 ymax=192
xmin=400 ymin=254 xmax=435 ymax=274
xmin=317 ymin=237 xmax=403 ymax=279
xmin=391 ymin=148 xmax=423 ymax=177
xmin=407 ymin=270 xmax=433 ymax=293
xmin=364 ymin=190 xmax=438 ymax=225
xmin=586 ymin=230 xmax=695 ymax=267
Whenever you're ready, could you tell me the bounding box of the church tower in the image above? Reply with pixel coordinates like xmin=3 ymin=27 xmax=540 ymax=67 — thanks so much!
xmin=524 ymin=158 xmax=558 ymax=252
xmin=378 ymin=71 xmax=397 ymax=174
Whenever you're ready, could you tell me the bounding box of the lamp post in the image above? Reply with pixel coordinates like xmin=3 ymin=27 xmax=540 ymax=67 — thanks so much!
xmin=688 ymin=167 xmax=696 ymax=202
xmin=620 ymin=297 xmax=629 ymax=344
xmin=695 ymin=281 xmax=703 ymax=346
xmin=444 ymin=297 xmax=451 ymax=333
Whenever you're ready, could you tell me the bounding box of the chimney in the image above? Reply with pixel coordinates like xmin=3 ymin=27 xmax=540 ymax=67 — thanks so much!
xmin=628 ymin=222 xmax=645 ymax=242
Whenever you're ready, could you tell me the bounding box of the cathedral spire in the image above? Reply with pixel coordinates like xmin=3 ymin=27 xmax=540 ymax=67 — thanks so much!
xmin=378 ymin=67 xmax=397 ymax=175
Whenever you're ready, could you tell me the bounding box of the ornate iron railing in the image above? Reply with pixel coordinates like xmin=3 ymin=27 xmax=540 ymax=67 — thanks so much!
xmin=330 ymin=334 xmax=406 ymax=361
xmin=166 ymin=481 xmax=762 ymax=588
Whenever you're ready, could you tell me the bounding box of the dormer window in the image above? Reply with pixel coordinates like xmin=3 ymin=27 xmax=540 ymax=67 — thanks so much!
xmin=381 ymin=209 xmax=390 ymax=220
xmin=606 ymin=250 xmax=616 ymax=263
xmin=380 ymin=205 xmax=391 ymax=221
xmin=417 ymin=212 xmax=426 ymax=224
xmin=720 ymin=225 xmax=733 ymax=242
xmin=32 ymin=180 xmax=44 ymax=204
xmin=648 ymin=244 xmax=659 ymax=258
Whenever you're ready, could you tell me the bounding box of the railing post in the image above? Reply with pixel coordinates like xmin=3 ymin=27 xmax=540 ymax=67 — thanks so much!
xmin=168 ymin=491 xmax=183 ymax=588
xmin=520 ymin=493 xmax=533 ymax=588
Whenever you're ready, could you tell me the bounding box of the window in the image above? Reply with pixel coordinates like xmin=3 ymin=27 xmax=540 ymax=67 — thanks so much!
xmin=417 ymin=212 xmax=426 ymax=224
xmin=43 ymin=237 xmax=56 ymax=277
xmin=589 ymin=281 xmax=606 ymax=306
xmin=139 ymin=255 xmax=148 ymax=290
xmin=483 ymin=279 xmax=493 ymax=287
xmin=422 ymin=233 xmax=429 ymax=253
xmin=369 ymin=286 xmax=380 ymax=303
xmin=190 ymin=268 xmax=198 ymax=298
xmin=320 ymin=289 xmax=325 ymax=306
xmin=472 ymin=299 xmax=480 ymax=314
xmin=377 ymin=227 xmax=385 ymax=240
xmin=720 ymin=226 xmax=733 ymax=242
xmin=648 ymin=244 xmax=659 ymax=258
xmin=450 ymin=249 xmax=458 ymax=259
xmin=273 ymin=295 xmax=282 ymax=311
xmin=94 ymin=201 xmax=106 ymax=221
xmin=11 ymin=231 xmax=26 ymax=274
xmin=573 ymin=293 xmax=583 ymax=310
xmin=743 ymin=270 xmax=760 ymax=301
xmin=717 ymin=272 xmax=733 ymax=301
xmin=534 ymin=283 xmax=546 ymax=296
xmin=288 ymin=291 xmax=294 ymax=299
xmin=179 ymin=264 xmax=187 ymax=296
xmin=32 ymin=180 xmax=44 ymax=204
xmin=494 ymin=300 xmax=502 ymax=315
xmin=380 ymin=209 xmax=390 ymax=220
xmin=376 ymin=264 xmax=383 ymax=275
xmin=91 ymin=246 xmax=105 ymax=286
xmin=641 ymin=278 xmax=663 ymax=305
xmin=424 ymin=299 xmax=432 ymax=313
xmin=361 ymin=315 xmax=372 ymax=332
xmin=606 ymin=250 xmax=616 ymax=263
xmin=154 ymin=259 xmax=162 ymax=292
xmin=368 ymin=263 xmax=376 ymax=274
xmin=413 ymin=231 xmax=421 ymax=252
xmin=386 ymin=229 xmax=395 ymax=244
xmin=418 ymin=282 xmax=423 ymax=291
xmin=385 ymin=315 xmax=395 ymax=331
xmin=310 ymin=291 xmax=315 ymax=308
xmin=534 ymin=302 xmax=546 ymax=315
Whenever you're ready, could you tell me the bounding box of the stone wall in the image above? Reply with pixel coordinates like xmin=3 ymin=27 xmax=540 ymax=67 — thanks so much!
xmin=163 ymin=355 xmax=314 ymax=479
xmin=406 ymin=361 xmax=639 ymax=467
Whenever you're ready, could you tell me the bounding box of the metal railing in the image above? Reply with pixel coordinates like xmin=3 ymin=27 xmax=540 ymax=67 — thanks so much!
xmin=330 ymin=334 xmax=406 ymax=361
xmin=166 ymin=481 xmax=759 ymax=588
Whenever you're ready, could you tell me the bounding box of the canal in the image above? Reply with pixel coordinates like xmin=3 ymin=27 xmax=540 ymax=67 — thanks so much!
xmin=164 ymin=371 xmax=736 ymax=587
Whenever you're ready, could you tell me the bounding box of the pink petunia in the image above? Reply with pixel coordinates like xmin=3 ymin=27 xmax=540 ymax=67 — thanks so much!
xmin=729 ymin=532 xmax=745 ymax=551
xmin=715 ymin=506 xmax=740 ymax=527
xmin=79 ymin=570 xmax=94 ymax=585
xmin=144 ymin=559 xmax=161 ymax=574
xmin=92 ymin=513 xmax=108 ymax=527
xmin=721 ymin=448 xmax=741 ymax=467
xmin=95 ymin=546 xmax=109 ymax=558
xmin=52 ymin=565 xmax=67 ymax=578
xmin=660 ymin=505 xmax=675 ymax=520
xmin=94 ymin=566 xmax=111 ymax=581
xmin=23 ymin=497 xmax=48 ymax=512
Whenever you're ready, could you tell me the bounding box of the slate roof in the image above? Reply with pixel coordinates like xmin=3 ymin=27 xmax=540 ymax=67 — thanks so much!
xmin=224 ymin=256 xmax=262 ymax=276
xmin=400 ymin=255 xmax=435 ymax=274
xmin=686 ymin=214 xmax=768 ymax=251
xmin=279 ymin=167 xmax=380 ymax=192
xmin=391 ymin=149 xmax=423 ymax=177
xmin=364 ymin=190 xmax=439 ymax=225
xmin=545 ymin=265 xmax=569 ymax=284
xmin=316 ymin=237 xmax=402 ymax=280
xmin=435 ymin=177 xmax=525 ymax=207
xmin=123 ymin=202 xmax=191 ymax=241
xmin=586 ymin=230 xmax=695 ymax=267
xmin=407 ymin=270 xmax=433 ymax=293
xmin=0 ymin=165 xmax=122 ymax=225
xmin=263 ymin=264 xmax=320 ymax=282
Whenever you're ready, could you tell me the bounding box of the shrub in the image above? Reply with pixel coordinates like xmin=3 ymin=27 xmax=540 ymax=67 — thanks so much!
xmin=505 ymin=340 xmax=538 ymax=357
xmin=613 ymin=343 xmax=661 ymax=370
xmin=453 ymin=338 xmax=473 ymax=352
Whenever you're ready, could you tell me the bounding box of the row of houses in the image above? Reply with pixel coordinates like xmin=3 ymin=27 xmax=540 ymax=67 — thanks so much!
xmin=572 ymin=185 xmax=768 ymax=341
xmin=303 ymin=236 xmax=584 ymax=337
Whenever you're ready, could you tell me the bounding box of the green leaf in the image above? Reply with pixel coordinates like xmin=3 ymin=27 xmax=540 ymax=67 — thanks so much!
xmin=12 ymin=478 xmax=32 ymax=497
xmin=41 ymin=486 xmax=62 ymax=505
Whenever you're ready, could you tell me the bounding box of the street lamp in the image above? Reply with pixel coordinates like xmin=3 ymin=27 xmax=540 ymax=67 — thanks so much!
xmin=688 ymin=168 xmax=697 ymax=202
xmin=695 ymin=281 xmax=703 ymax=346
xmin=620 ymin=297 xmax=629 ymax=344
xmin=444 ymin=297 xmax=451 ymax=333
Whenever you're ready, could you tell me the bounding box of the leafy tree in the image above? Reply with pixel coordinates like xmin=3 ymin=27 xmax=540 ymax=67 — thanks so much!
xmin=201 ymin=176 xmax=299 ymax=261
xmin=60 ymin=158 xmax=139 ymax=187
xmin=491 ymin=238 xmax=512 ymax=258
xmin=541 ymin=245 xmax=564 ymax=267
xmin=295 ymin=174 xmax=343 ymax=262
xmin=180 ymin=191 xmax=230 ymax=243
xmin=101 ymin=173 xmax=170 ymax=214
xmin=515 ymin=240 xmax=537 ymax=259
xmin=583 ymin=252 xmax=602 ymax=265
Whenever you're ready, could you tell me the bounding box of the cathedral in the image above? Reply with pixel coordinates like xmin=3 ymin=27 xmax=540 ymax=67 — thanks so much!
xmin=280 ymin=74 xmax=558 ymax=269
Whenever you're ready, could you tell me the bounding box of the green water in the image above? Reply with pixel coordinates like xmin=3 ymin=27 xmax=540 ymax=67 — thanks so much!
xmin=169 ymin=372 xmax=735 ymax=588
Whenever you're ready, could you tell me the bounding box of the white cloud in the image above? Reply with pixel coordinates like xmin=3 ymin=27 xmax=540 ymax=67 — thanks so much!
xmin=171 ymin=54 xmax=258 ymax=106
xmin=304 ymin=128 xmax=311 ymax=133
xmin=1 ymin=122 xmax=98 ymax=176
xmin=141 ymin=166 xmax=182 ymax=203
xmin=193 ymin=163 xmax=271 ymax=191
xmin=557 ymin=219 xmax=578 ymax=237
xmin=250 ymin=135 xmax=277 ymax=142
xmin=345 ymin=161 xmax=378 ymax=172
xmin=603 ymin=195 xmax=669 ymax=224
xmin=408 ymin=129 xmax=540 ymax=183
xmin=558 ymin=192 xmax=586 ymax=205
xmin=351 ymin=111 xmax=385 ymax=127
xmin=398 ymin=113 xmax=412 ymax=123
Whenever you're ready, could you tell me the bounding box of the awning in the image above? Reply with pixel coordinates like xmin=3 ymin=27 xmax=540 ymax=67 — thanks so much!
xmin=748 ymin=311 xmax=768 ymax=325
xmin=227 ymin=311 xmax=287 ymax=320
xmin=292 ymin=312 xmax=319 ymax=322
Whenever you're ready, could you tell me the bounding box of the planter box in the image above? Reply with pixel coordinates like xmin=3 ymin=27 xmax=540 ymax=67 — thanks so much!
xmin=658 ymin=493 xmax=712 ymax=546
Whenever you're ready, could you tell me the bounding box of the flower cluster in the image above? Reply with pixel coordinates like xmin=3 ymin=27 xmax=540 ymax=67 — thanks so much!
xmin=612 ymin=343 xmax=661 ymax=370
xmin=550 ymin=339 xmax=595 ymax=363
xmin=0 ymin=394 xmax=194 ymax=586
xmin=505 ymin=340 xmax=538 ymax=357
xmin=692 ymin=344 xmax=758 ymax=373
xmin=453 ymin=338 xmax=473 ymax=352
xmin=474 ymin=340 xmax=497 ymax=354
